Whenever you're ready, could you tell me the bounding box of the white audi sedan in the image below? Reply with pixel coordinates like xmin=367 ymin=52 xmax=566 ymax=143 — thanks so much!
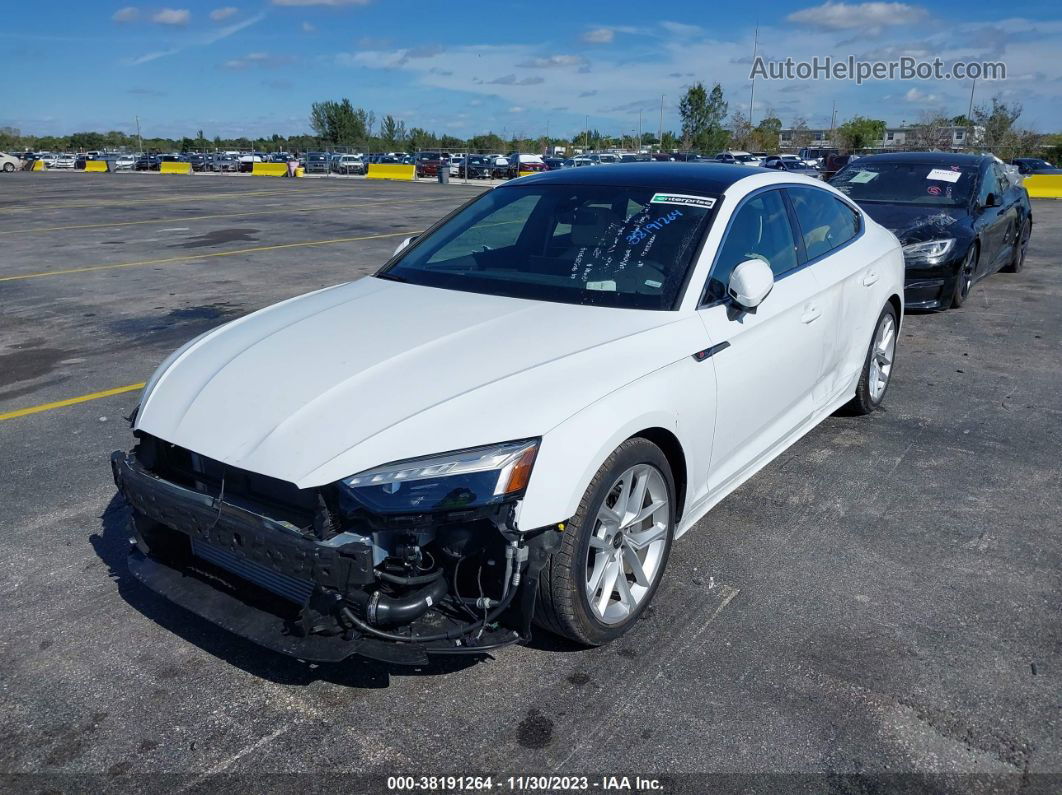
xmin=111 ymin=163 xmax=903 ymax=664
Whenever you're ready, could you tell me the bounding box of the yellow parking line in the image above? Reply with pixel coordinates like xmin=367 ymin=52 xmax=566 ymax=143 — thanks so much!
xmin=0 ymin=382 xmax=145 ymax=421
xmin=0 ymin=197 xmax=445 ymax=236
xmin=0 ymin=228 xmax=424 ymax=282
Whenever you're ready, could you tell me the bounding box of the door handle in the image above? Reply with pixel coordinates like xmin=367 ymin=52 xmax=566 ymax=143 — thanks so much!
xmin=801 ymin=305 xmax=822 ymax=324
xmin=862 ymin=270 xmax=879 ymax=287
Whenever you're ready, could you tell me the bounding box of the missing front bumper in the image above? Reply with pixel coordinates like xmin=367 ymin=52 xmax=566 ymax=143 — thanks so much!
xmin=110 ymin=450 xmax=558 ymax=664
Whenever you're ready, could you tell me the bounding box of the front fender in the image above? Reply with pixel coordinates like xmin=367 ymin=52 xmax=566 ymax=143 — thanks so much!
xmin=516 ymin=355 xmax=715 ymax=531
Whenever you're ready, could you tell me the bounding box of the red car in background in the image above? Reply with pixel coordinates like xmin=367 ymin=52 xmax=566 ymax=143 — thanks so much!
xmin=414 ymin=152 xmax=448 ymax=177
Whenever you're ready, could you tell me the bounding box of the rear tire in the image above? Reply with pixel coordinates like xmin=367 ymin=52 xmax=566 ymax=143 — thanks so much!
xmin=1002 ymin=219 xmax=1031 ymax=273
xmin=842 ymin=303 xmax=898 ymax=416
xmin=2 ymin=162 xmax=13 ymax=172
xmin=535 ymin=438 xmax=675 ymax=646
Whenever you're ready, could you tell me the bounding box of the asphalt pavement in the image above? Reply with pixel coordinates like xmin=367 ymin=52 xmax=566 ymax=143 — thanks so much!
xmin=0 ymin=171 xmax=1058 ymax=793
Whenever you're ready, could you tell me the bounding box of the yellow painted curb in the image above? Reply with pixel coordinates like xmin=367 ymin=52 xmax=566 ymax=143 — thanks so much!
xmin=84 ymin=160 xmax=109 ymax=172
xmin=367 ymin=163 xmax=416 ymax=181
xmin=252 ymin=162 xmax=289 ymax=177
xmin=1022 ymin=174 xmax=1062 ymax=199
xmin=159 ymin=161 xmax=192 ymax=175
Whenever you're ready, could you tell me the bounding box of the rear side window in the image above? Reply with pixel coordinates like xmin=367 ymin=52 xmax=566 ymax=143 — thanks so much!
xmin=787 ymin=187 xmax=860 ymax=260
xmin=708 ymin=190 xmax=798 ymax=299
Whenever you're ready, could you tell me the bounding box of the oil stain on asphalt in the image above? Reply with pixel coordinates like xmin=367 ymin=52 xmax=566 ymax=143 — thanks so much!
xmin=177 ymin=228 xmax=260 ymax=249
xmin=517 ymin=709 xmax=554 ymax=749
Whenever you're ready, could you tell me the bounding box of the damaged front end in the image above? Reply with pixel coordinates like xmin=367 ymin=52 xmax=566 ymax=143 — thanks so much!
xmin=110 ymin=434 xmax=560 ymax=665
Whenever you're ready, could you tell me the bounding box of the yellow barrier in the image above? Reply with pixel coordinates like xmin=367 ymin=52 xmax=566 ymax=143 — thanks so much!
xmin=1022 ymin=174 xmax=1062 ymax=199
xmin=367 ymin=163 xmax=416 ymax=181
xmin=252 ymin=162 xmax=288 ymax=177
xmin=159 ymin=161 xmax=192 ymax=174
xmin=32 ymin=159 xmax=45 ymax=171
xmin=517 ymin=170 xmax=538 ymax=178
xmin=84 ymin=160 xmax=108 ymax=173
xmin=295 ymin=166 xmax=305 ymax=177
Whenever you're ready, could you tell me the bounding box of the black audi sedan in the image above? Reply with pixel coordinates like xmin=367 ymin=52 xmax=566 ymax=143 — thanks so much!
xmin=831 ymin=152 xmax=1032 ymax=309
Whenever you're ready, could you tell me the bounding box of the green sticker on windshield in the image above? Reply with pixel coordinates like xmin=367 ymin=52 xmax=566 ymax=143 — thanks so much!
xmin=849 ymin=170 xmax=878 ymax=184
xmin=650 ymin=193 xmax=716 ymax=208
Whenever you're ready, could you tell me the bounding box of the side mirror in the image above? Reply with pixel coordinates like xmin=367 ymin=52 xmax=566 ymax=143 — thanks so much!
xmin=985 ymin=192 xmax=1001 ymax=208
xmin=393 ymin=235 xmax=417 ymax=256
xmin=727 ymin=259 xmax=775 ymax=310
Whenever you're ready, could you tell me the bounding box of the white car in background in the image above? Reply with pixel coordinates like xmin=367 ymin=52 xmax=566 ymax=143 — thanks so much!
xmin=52 ymin=153 xmax=76 ymax=169
xmin=114 ymin=154 xmax=137 ymax=171
xmin=0 ymin=151 xmax=23 ymax=172
xmin=112 ymin=163 xmax=903 ymax=664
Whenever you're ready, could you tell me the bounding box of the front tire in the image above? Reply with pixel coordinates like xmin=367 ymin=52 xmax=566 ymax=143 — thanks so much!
xmin=535 ymin=438 xmax=675 ymax=645
xmin=947 ymin=244 xmax=977 ymax=308
xmin=843 ymin=303 xmax=898 ymax=416
xmin=2 ymin=162 xmax=13 ymax=172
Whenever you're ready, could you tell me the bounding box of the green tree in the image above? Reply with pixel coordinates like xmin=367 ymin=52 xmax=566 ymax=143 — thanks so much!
xmin=836 ymin=115 xmax=887 ymax=151
xmin=379 ymin=115 xmax=406 ymax=150
xmin=972 ymin=96 xmax=1024 ymax=160
xmin=752 ymin=111 xmax=782 ymax=154
xmin=309 ymin=99 xmax=371 ymax=146
xmin=679 ymin=82 xmax=728 ymax=153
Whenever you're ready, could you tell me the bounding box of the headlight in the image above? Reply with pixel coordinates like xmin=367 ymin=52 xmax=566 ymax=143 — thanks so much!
xmin=902 ymin=238 xmax=956 ymax=266
xmin=340 ymin=439 xmax=539 ymax=514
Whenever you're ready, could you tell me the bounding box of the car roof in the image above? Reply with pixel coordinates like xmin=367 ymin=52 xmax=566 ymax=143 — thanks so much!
xmin=505 ymin=161 xmax=763 ymax=192
xmin=852 ymin=151 xmax=989 ymax=167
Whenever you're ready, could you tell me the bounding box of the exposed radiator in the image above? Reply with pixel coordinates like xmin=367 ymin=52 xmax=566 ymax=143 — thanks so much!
xmin=191 ymin=538 xmax=314 ymax=605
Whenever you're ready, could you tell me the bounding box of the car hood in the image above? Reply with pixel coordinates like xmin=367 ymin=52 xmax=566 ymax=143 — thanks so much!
xmin=857 ymin=202 xmax=973 ymax=246
xmin=136 ymin=277 xmax=695 ymax=488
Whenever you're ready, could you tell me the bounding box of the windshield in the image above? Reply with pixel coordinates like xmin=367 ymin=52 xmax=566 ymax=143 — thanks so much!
xmin=379 ymin=184 xmax=717 ymax=310
xmin=831 ymin=162 xmax=978 ymax=207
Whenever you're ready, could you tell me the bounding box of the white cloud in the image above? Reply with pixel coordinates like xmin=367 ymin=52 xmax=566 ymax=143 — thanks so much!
xmin=788 ymin=2 xmax=927 ymax=31
xmin=516 ymin=54 xmax=586 ymax=68
xmin=152 ymin=8 xmax=190 ymax=25
xmin=659 ymin=20 xmax=702 ymax=37
xmin=112 ymin=6 xmax=139 ymax=23
xmin=301 ymin=20 xmax=316 ymax=32
xmin=127 ymin=11 xmax=264 ymax=65
xmin=210 ymin=7 xmax=238 ymax=21
xmin=904 ymin=87 xmax=938 ymax=102
xmin=582 ymin=27 xmax=614 ymax=44
xmin=272 ymin=0 xmax=371 ymax=6
xmin=224 ymin=52 xmax=295 ymax=69
xmin=508 ymin=106 xmax=525 ymax=113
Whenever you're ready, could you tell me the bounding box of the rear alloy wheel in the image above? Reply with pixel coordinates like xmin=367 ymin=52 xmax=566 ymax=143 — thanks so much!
xmin=843 ymin=303 xmax=898 ymax=416
xmin=535 ymin=438 xmax=675 ymax=645
xmin=948 ymin=244 xmax=977 ymax=309
xmin=2 ymin=162 xmax=13 ymax=172
xmin=1003 ymin=219 xmax=1031 ymax=273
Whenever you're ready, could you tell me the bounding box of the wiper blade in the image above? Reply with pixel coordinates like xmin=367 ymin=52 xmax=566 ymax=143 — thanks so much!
xmin=375 ymin=272 xmax=408 ymax=283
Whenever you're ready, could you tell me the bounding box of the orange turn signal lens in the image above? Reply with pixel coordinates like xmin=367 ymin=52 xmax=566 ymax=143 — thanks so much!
xmin=501 ymin=444 xmax=538 ymax=494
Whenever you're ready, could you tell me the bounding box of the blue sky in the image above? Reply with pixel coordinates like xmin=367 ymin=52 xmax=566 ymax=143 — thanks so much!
xmin=4 ymin=1 xmax=1062 ymax=139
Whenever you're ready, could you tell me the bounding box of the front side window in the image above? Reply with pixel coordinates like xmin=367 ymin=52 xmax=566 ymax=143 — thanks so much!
xmin=788 ymin=186 xmax=861 ymax=260
xmin=380 ymin=184 xmax=717 ymax=310
xmin=706 ymin=190 xmax=798 ymax=300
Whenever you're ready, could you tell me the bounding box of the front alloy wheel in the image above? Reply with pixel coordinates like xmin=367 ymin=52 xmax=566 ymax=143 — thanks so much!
xmin=536 ymin=438 xmax=675 ymax=645
xmin=584 ymin=464 xmax=670 ymax=625
xmin=949 ymin=245 xmax=977 ymax=308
